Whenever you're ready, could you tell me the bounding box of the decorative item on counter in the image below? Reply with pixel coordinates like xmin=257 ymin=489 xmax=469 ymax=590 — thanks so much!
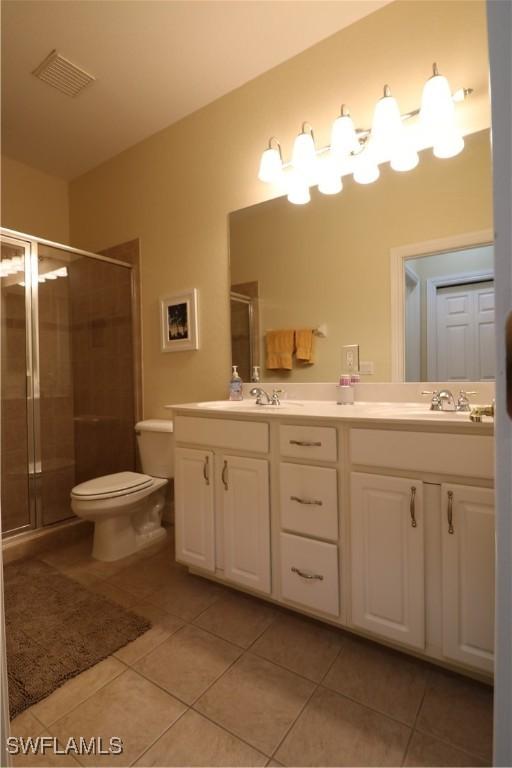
xmin=229 ymin=365 xmax=243 ymax=401
xmin=251 ymin=365 xmax=261 ymax=383
xmin=337 ymin=374 xmax=354 ymax=405
xmin=350 ymin=373 xmax=361 ymax=384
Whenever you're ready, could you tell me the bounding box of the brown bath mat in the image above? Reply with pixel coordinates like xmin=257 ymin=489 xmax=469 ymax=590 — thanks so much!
xmin=3 ymin=559 xmax=151 ymax=719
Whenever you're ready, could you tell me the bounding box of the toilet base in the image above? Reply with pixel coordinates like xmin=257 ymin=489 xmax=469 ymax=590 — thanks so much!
xmin=92 ymin=516 xmax=167 ymax=562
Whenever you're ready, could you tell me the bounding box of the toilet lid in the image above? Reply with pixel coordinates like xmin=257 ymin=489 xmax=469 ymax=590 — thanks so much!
xmin=71 ymin=471 xmax=153 ymax=498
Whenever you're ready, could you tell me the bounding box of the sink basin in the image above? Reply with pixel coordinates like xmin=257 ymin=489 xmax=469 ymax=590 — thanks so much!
xmin=194 ymin=399 xmax=305 ymax=410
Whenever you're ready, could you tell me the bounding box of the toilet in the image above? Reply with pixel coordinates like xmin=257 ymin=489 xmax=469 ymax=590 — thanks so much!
xmin=70 ymin=419 xmax=174 ymax=562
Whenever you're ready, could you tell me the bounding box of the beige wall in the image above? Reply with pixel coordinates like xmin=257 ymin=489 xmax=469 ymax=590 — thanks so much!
xmin=230 ymin=131 xmax=492 ymax=382
xmin=69 ymin=0 xmax=491 ymax=416
xmin=1 ymin=155 xmax=69 ymax=243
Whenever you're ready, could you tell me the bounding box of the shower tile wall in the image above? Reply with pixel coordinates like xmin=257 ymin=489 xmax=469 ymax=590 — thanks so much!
xmin=69 ymin=258 xmax=136 ymax=486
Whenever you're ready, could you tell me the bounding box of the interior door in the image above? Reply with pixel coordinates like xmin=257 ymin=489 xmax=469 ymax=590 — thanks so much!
xmin=436 ymin=281 xmax=495 ymax=380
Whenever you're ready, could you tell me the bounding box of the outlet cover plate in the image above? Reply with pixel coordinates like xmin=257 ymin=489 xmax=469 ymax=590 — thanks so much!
xmin=341 ymin=344 xmax=360 ymax=373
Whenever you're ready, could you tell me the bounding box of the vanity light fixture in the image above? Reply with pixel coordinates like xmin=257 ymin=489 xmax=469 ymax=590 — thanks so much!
xmin=258 ymin=137 xmax=283 ymax=183
xmin=257 ymin=63 xmax=472 ymax=204
xmin=291 ymin=123 xmax=318 ymax=180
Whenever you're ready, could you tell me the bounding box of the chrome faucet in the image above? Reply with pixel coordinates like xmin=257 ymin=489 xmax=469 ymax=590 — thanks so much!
xmin=421 ymin=390 xmax=443 ymax=411
xmin=438 ymin=389 xmax=457 ymax=412
xmin=249 ymin=387 xmax=282 ymax=406
xmin=456 ymin=390 xmax=477 ymax=412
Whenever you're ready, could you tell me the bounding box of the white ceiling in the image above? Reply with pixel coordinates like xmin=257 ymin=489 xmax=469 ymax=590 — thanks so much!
xmin=1 ymin=0 xmax=391 ymax=180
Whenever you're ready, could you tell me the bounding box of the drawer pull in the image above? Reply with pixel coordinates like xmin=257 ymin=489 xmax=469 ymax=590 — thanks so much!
xmin=410 ymin=486 xmax=417 ymax=528
xmin=447 ymin=490 xmax=454 ymax=534
xmin=291 ymin=566 xmax=324 ymax=581
xmin=203 ymin=456 xmax=210 ymax=486
xmin=222 ymin=460 xmax=229 ymax=491
xmin=289 ymin=440 xmax=322 ymax=447
xmin=290 ymin=495 xmax=323 ymax=506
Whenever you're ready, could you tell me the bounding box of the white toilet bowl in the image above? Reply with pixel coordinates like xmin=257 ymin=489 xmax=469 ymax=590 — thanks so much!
xmin=70 ymin=419 xmax=175 ymax=562
xmin=71 ymin=471 xmax=168 ymax=561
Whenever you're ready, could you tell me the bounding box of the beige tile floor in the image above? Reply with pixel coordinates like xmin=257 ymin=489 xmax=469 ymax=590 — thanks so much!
xmin=8 ymin=529 xmax=493 ymax=767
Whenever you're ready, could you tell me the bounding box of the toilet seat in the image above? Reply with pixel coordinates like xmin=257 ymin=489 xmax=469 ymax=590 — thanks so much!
xmin=71 ymin=471 xmax=154 ymax=501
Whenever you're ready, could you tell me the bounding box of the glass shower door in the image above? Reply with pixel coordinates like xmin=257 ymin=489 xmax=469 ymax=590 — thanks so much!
xmin=0 ymin=237 xmax=34 ymax=534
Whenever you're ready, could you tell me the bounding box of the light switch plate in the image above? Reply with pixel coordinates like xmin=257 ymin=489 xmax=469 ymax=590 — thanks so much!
xmin=359 ymin=361 xmax=375 ymax=375
xmin=341 ymin=344 xmax=360 ymax=373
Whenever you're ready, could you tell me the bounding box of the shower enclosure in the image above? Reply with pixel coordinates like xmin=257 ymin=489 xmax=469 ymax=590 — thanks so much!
xmin=0 ymin=229 xmax=137 ymax=537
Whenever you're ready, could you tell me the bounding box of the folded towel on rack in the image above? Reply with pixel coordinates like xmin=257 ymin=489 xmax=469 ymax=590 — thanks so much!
xmin=266 ymin=330 xmax=294 ymax=370
xmin=295 ymin=328 xmax=315 ymax=364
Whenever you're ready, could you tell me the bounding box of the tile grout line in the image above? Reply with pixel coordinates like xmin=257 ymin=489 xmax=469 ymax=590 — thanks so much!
xmin=267 ymin=638 xmax=346 ymax=763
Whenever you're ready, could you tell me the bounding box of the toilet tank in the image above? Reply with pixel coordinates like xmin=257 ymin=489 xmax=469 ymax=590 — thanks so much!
xmin=135 ymin=419 xmax=174 ymax=479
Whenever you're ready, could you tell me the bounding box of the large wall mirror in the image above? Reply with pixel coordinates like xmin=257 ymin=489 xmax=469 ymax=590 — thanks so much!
xmin=229 ymin=129 xmax=494 ymax=383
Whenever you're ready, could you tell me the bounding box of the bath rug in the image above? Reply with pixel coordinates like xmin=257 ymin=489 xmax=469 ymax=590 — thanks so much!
xmin=3 ymin=558 xmax=151 ymax=719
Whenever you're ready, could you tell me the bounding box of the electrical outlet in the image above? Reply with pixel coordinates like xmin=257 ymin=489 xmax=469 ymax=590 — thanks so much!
xmin=359 ymin=361 xmax=375 ymax=375
xmin=341 ymin=344 xmax=360 ymax=373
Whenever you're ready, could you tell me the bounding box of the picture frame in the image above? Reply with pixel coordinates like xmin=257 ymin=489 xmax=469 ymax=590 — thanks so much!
xmin=160 ymin=288 xmax=199 ymax=352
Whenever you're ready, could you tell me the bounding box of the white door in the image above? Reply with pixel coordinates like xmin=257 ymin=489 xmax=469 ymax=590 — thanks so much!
xmin=441 ymin=483 xmax=495 ymax=672
xmin=436 ymin=281 xmax=495 ymax=380
xmin=350 ymin=472 xmax=425 ymax=649
xmin=221 ymin=454 xmax=270 ymax=594
xmin=175 ymin=447 xmax=215 ymax=572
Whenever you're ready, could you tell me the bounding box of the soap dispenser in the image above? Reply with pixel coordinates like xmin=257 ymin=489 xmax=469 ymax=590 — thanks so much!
xmin=229 ymin=365 xmax=243 ymax=401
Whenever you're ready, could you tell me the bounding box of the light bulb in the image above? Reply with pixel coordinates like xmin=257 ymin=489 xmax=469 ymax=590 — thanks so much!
xmin=258 ymin=144 xmax=283 ymax=183
xmin=291 ymin=127 xmax=317 ymax=179
xmin=331 ymin=107 xmax=359 ymax=161
xmin=317 ymin=153 xmax=342 ymax=195
xmin=433 ymin=131 xmax=465 ymax=159
xmin=353 ymin=148 xmax=380 ymax=184
xmin=371 ymin=86 xmax=419 ymax=172
xmin=420 ymin=63 xmax=464 ymax=158
xmin=286 ymin=168 xmax=311 ymax=205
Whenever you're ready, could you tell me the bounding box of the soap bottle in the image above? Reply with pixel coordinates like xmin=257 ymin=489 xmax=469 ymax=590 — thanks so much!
xmin=251 ymin=365 xmax=261 ymax=383
xmin=229 ymin=365 xmax=243 ymax=401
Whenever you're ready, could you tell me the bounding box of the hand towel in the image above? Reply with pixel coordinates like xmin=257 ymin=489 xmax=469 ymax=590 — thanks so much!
xmin=266 ymin=330 xmax=294 ymax=370
xmin=295 ymin=328 xmax=315 ymax=364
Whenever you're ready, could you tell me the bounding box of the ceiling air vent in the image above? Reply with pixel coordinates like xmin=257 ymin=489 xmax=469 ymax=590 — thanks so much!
xmin=32 ymin=50 xmax=95 ymax=97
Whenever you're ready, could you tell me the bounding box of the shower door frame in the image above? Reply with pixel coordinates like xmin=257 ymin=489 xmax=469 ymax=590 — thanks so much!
xmin=0 ymin=227 xmax=133 ymax=538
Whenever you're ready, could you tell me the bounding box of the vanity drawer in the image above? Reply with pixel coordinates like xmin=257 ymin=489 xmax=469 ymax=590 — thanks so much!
xmin=280 ymin=532 xmax=339 ymax=616
xmin=280 ymin=463 xmax=338 ymax=541
xmin=350 ymin=429 xmax=494 ymax=479
xmin=174 ymin=416 xmax=268 ymax=453
xmin=280 ymin=425 xmax=337 ymax=462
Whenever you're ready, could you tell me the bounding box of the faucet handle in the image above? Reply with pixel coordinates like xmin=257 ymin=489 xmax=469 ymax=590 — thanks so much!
xmin=420 ymin=390 xmax=441 ymax=411
xmin=457 ymin=389 xmax=477 ymax=412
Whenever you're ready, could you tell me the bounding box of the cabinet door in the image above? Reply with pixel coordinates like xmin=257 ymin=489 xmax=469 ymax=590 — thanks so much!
xmin=350 ymin=472 xmax=425 ymax=649
xmin=441 ymin=483 xmax=495 ymax=672
xmin=222 ymin=455 xmax=270 ymax=594
xmin=175 ymin=447 xmax=215 ymax=572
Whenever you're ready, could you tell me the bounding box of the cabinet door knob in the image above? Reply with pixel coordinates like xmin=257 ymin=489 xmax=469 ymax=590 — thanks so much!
xmin=447 ymin=490 xmax=455 ymax=534
xmin=202 ymin=456 xmax=210 ymax=485
xmin=222 ymin=460 xmax=229 ymax=491
xmin=290 ymin=495 xmax=323 ymax=506
xmin=410 ymin=486 xmax=417 ymax=528
xmin=291 ymin=566 xmax=324 ymax=581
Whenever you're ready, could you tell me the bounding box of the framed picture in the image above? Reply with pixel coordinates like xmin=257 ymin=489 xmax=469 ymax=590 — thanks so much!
xmin=160 ymin=289 xmax=199 ymax=352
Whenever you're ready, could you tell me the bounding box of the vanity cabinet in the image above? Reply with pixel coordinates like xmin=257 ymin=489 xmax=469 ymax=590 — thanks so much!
xmin=175 ymin=447 xmax=215 ymax=572
xmin=350 ymin=472 xmax=425 ymax=649
xmin=441 ymin=483 xmax=495 ymax=672
xmin=173 ymin=409 xmax=495 ymax=678
xmin=221 ymin=454 xmax=270 ymax=594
